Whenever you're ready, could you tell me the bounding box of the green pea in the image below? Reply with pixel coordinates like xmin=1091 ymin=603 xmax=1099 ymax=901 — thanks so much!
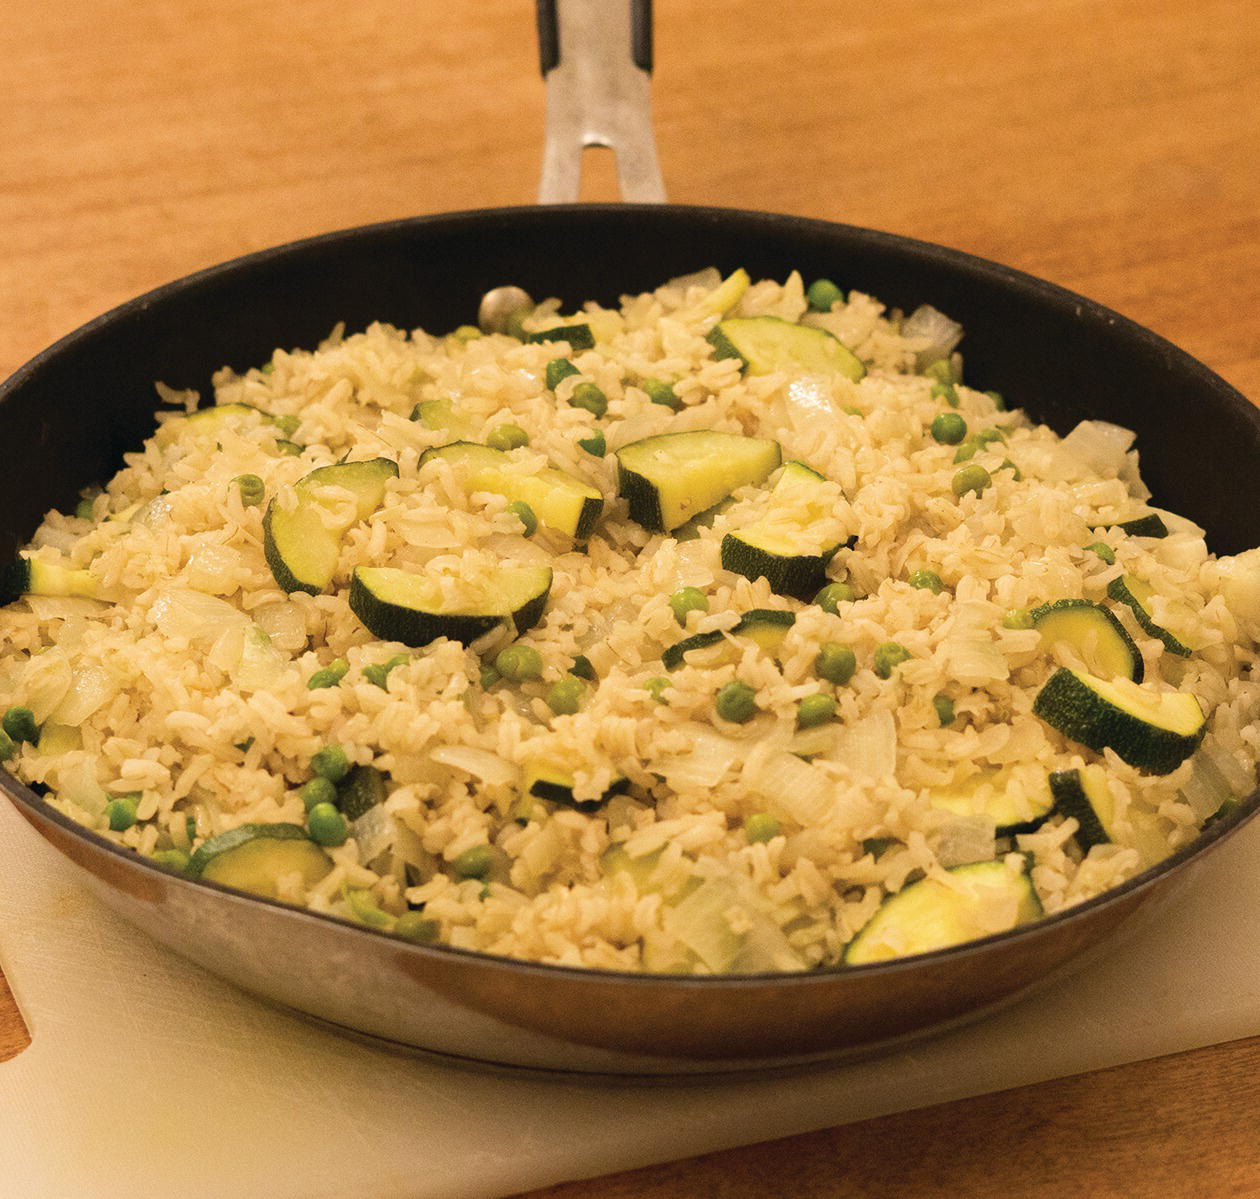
xmin=997 ymin=458 xmax=1022 ymax=481
xmin=299 ymin=777 xmax=338 ymax=812
xmin=931 ymin=380 xmax=959 ymax=408
xmin=75 ymin=497 xmax=96 ymax=520
xmin=797 ymin=692 xmax=837 ymax=728
xmin=954 ymin=439 xmax=982 ymax=463
xmin=952 ymin=464 xmax=992 ymax=498
xmin=545 ymin=358 xmax=581 ymax=390
xmin=394 ymin=911 xmax=440 ymax=944
xmin=0 ymin=729 xmax=15 ymax=761
xmin=815 ymin=582 xmax=856 ymax=613
xmin=307 ymin=658 xmax=349 ymax=690
xmin=644 ymin=676 xmax=670 ymax=704
xmin=873 ymin=642 xmax=913 ymax=679
xmin=668 ymin=586 xmax=709 ymax=626
xmin=745 ymin=812 xmax=781 ymax=843
xmin=364 ymin=653 xmax=410 ymax=690
xmin=569 ymin=382 xmax=608 ymax=418
xmin=451 ymin=324 xmax=482 ymax=343
xmin=272 ymin=414 xmax=301 ymax=437
xmin=806 ymin=278 xmax=845 ymax=312
xmin=715 ymin=681 xmax=758 ymax=724
xmin=577 ymin=429 xmax=606 ymax=456
xmin=486 ymin=423 xmax=529 ymax=452
xmin=1002 ymin=607 xmax=1034 ymax=630
xmin=843 ymin=406 xmax=864 ymax=417
xmin=3 ymin=707 xmax=38 ymax=745
xmin=307 ymin=802 xmax=348 ymax=846
xmin=151 ymin=848 xmax=190 ymax=873
xmin=508 ymin=500 xmax=538 ymax=537
xmin=930 ymin=412 xmax=967 ymax=445
xmin=546 ymin=676 xmax=585 ymax=716
xmin=976 ymin=428 xmax=1006 ymax=445
xmin=453 ymin=845 xmax=496 ymax=880
xmin=480 ymin=663 xmax=502 ymax=689
xmin=815 ymin=642 xmax=857 ymax=685
xmin=908 ymin=569 xmax=943 ymax=594
xmin=985 ymin=389 xmax=1007 ymax=411
xmin=106 ymin=795 xmax=140 ymax=832
xmin=923 ymin=359 xmax=956 ymax=385
xmin=494 ymin=644 xmax=544 ymax=682
xmin=311 ymin=744 xmax=351 ymax=783
xmin=642 ymin=378 xmax=682 ymax=410
xmin=570 ymin=654 xmax=596 ymax=681
xmin=1087 ymin=541 xmax=1116 ymax=565
xmin=260 ymin=361 xmax=276 ymax=375
xmin=933 ymin=693 xmax=956 ymax=726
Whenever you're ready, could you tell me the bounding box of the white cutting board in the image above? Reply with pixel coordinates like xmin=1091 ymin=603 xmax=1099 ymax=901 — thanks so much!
xmin=1 ymin=798 xmax=1259 ymax=1199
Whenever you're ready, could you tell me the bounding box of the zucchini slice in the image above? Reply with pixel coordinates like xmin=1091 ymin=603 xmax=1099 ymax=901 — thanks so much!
xmin=615 ymin=430 xmax=781 ymax=533
xmin=349 ymin=564 xmax=552 ymax=647
xmin=1033 ymin=667 xmax=1206 ymax=774
xmin=420 ymin=441 xmax=603 ymax=539
xmin=721 ymin=461 xmax=848 ymax=600
xmin=1031 ymin=599 xmax=1143 ymax=682
xmin=411 ymin=397 xmax=480 ymax=441
xmin=176 ymin=403 xmax=298 ymax=438
xmin=1092 ymin=512 xmax=1169 ymax=539
xmin=677 ymin=267 xmax=750 ymax=320
xmin=707 ymin=316 xmax=865 ymax=382
xmin=188 ymin=823 xmax=332 ymax=900
xmin=526 ymin=323 xmax=594 ymax=350
xmin=930 ymin=768 xmax=1055 ymax=836
xmin=522 ymin=764 xmax=629 ymax=812
xmin=1107 ymin=575 xmax=1194 ymax=657
xmin=337 ymin=764 xmax=388 ymax=821
xmin=0 ymin=556 xmax=99 ymax=605
xmin=263 ymin=458 xmax=399 ymax=595
xmin=1047 ymin=765 xmax=1118 ymax=850
xmin=662 ymin=609 xmax=795 ymax=671
xmin=844 ymin=860 xmax=1043 ymax=965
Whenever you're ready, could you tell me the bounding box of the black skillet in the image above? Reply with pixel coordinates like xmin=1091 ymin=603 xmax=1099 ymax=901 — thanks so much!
xmin=1 ymin=1 xmax=1258 ymax=1074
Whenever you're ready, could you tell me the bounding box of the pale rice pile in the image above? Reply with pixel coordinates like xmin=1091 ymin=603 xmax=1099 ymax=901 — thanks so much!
xmin=2 ymin=267 xmax=1258 ymax=973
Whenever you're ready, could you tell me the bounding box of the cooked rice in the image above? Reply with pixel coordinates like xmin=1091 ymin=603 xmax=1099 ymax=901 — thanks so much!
xmin=2 ymin=267 xmax=1258 ymax=974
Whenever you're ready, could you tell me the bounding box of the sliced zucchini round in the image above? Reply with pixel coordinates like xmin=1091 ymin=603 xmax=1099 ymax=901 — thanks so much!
xmin=525 ymin=323 xmax=594 ymax=350
xmin=262 ymin=458 xmax=399 ymax=595
xmin=1107 ymin=575 xmax=1193 ymax=657
xmin=707 ymin=316 xmax=866 ymax=382
xmin=844 ymin=860 xmax=1043 ymax=965
xmin=615 ymin=430 xmax=781 ymax=533
xmin=1091 ymin=512 xmax=1169 ymax=539
xmin=676 ymin=267 xmax=750 ymax=321
xmin=348 ymin=564 xmax=552 ymax=647
xmin=1047 ymin=765 xmax=1117 ymax=850
xmin=662 ymin=609 xmax=796 ymax=671
xmin=929 ymin=768 xmax=1055 ymax=836
xmin=1032 ymin=667 xmax=1206 ymax=774
xmin=187 ymin=823 xmax=332 ymax=900
xmin=1031 ymin=598 xmax=1143 ymax=682
xmin=420 ymin=441 xmax=603 ymax=539
xmin=523 ymin=764 xmax=629 ymax=812
xmin=337 ymin=764 xmax=388 ymax=821
xmin=0 ymin=556 xmax=99 ymax=605
xmin=720 ymin=461 xmax=848 ymax=600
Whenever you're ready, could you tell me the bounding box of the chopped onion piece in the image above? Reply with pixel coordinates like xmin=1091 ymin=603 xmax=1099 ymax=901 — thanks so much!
xmin=352 ymin=804 xmax=398 ymax=864
xmin=251 ymin=600 xmax=308 ymax=653
xmin=834 ymin=711 xmax=897 ymax=784
xmin=1059 ymin=420 xmax=1135 ymax=479
xmin=902 ymin=305 xmax=963 ymax=370
xmin=236 ymin=626 xmax=286 ymax=692
xmin=429 ymin=745 xmax=518 ymax=787
xmin=151 ymin=589 xmax=248 ymax=643
xmin=50 ymin=665 xmax=118 ymax=726
xmin=932 ymin=814 xmax=997 ymax=868
xmin=22 ymin=649 xmax=72 ymax=723
xmin=1214 ymin=548 xmax=1260 ymax=635
xmin=656 ymin=728 xmax=741 ymax=791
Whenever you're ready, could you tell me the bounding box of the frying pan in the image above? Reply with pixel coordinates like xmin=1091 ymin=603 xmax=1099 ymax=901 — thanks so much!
xmin=1 ymin=1 xmax=1258 ymax=1075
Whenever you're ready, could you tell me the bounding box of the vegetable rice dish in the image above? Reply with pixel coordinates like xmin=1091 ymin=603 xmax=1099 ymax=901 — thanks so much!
xmin=2 ymin=267 xmax=1258 ymax=973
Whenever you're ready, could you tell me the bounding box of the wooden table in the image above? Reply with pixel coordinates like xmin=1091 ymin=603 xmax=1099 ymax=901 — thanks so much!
xmin=3 ymin=1 xmax=1259 ymax=1193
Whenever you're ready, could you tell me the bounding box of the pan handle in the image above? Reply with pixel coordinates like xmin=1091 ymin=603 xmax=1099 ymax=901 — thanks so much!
xmin=535 ymin=0 xmax=667 ymax=204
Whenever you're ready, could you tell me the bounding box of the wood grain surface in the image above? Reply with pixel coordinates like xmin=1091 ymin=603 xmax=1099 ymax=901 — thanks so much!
xmin=2 ymin=0 xmax=1259 ymax=1194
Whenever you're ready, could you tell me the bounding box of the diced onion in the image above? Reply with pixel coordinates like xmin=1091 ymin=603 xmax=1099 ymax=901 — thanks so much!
xmin=50 ymin=665 xmax=118 ymax=726
xmin=656 ymin=728 xmax=741 ymax=791
xmin=352 ymin=804 xmax=398 ymax=864
xmin=22 ymin=649 xmax=72 ymax=722
xmin=236 ymin=626 xmax=286 ymax=691
xmin=901 ymin=305 xmax=963 ymax=370
xmin=932 ymin=815 xmax=997 ymax=868
xmin=834 ymin=711 xmax=897 ymax=784
xmin=151 ymin=588 xmax=248 ymax=643
xmin=1214 ymin=548 xmax=1260 ymax=635
xmin=252 ymin=600 xmax=308 ymax=653
xmin=663 ymin=267 xmax=720 ymax=294
xmin=428 ymin=745 xmax=518 ymax=786
xmin=1059 ymin=420 xmax=1135 ymax=479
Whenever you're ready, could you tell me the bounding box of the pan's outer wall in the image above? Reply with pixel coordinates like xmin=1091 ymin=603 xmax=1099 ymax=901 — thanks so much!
xmin=3 ymin=205 xmax=1257 ymax=560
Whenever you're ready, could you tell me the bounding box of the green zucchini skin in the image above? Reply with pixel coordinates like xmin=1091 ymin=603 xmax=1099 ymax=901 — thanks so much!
xmin=0 ymin=558 xmax=32 ymax=605
xmin=348 ymin=564 xmax=552 ymax=648
xmin=1092 ymin=513 xmax=1169 ymax=538
xmin=1030 ymin=598 xmax=1144 ymax=683
xmin=720 ymin=534 xmax=840 ymax=602
xmin=1032 ymin=667 xmax=1206 ymax=774
xmin=337 ymin=764 xmax=388 ymax=821
xmin=662 ymin=609 xmax=796 ymax=671
xmin=1048 ymin=768 xmax=1113 ymax=850
xmin=1106 ymin=575 xmax=1193 ymax=657
xmin=187 ymin=823 xmax=332 ymax=899
xmin=706 ymin=316 xmax=866 ymax=382
xmin=527 ymin=775 xmax=630 ymax=813
xmin=526 ymin=323 xmax=595 ymax=350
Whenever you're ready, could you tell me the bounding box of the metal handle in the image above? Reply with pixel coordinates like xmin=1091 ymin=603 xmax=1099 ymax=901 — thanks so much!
xmin=536 ymin=0 xmax=667 ymax=204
